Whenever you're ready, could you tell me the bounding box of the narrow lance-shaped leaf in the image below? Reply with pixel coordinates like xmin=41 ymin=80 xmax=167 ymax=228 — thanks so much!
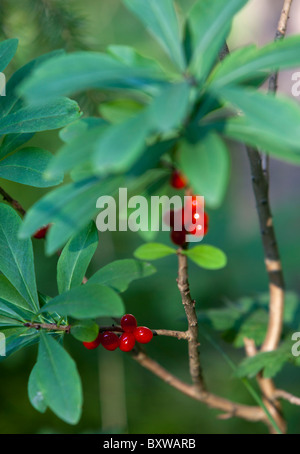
xmin=88 ymin=259 xmax=156 ymax=292
xmin=40 ymin=284 xmax=125 ymax=319
xmin=123 ymin=0 xmax=185 ymax=70
xmin=35 ymin=332 xmax=82 ymax=424
xmin=57 ymin=221 xmax=99 ymax=294
xmin=18 ymin=52 xmax=165 ymax=103
xmin=0 ymin=147 xmax=63 ymax=187
xmin=0 ymin=98 xmax=81 ymax=135
xmin=0 ymin=204 xmax=39 ymax=311
xmin=211 ymin=35 xmax=300 ymax=87
xmin=188 ymin=0 xmax=248 ymax=81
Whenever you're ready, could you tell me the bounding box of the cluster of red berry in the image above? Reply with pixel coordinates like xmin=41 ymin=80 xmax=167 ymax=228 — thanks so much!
xmin=83 ymin=314 xmax=153 ymax=352
xmin=169 ymin=170 xmax=209 ymax=246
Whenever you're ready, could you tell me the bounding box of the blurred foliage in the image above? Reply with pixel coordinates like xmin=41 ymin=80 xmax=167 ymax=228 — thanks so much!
xmin=0 ymin=0 xmax=300 ymax=435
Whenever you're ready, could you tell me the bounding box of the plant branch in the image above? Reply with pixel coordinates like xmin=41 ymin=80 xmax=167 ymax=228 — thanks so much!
xmin=176 ymin=250 xmax=206 ymax=392
xmin=131 ymin=347 xmax=265 ymax=422
xmin=273 ymin=389 xmax=300 ymax=406
xmin=24 ymin=322 xmax=70 ymax=333
xmin=0 ymin=186 xmax=26 ymax=216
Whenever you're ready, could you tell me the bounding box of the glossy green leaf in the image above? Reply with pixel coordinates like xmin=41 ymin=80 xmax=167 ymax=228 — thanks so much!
xmin=88 ymin=259 xmax=156 ymax=292
xmin=0 ymin=204 xmax=39 ymax=311
xmin=183 ymin=245 xmax=227 ymax=270
xmin=36 ymin=332 xmax=82 ymax=424
xmin=0 ymin=147 xmax=63 ymax=187
xmin=134 ymin=243 xmax=176 ymax=260
xmin=28 ymin=364 xmax=47 ymax=413
xmin=19 ymin=176 xmax=122 ymax=255
xmin=0 ymin=39 xmax=18 ymax=72
xmin=40 ymin=284 xmax=124 ymax=319
xmin=0 ymin=274 xmax=35 ymax=320
xmin=0 ymin=98 xmax=81 ymax=135
xmin=211 ymin=35 xmax=300 ymax=87
xmin=57 ymin=221 xmax=98 ymax=294
xmin=188 ymin=0 xmax=248 ymax=80
xmin=19 ymin=52 xmax=163 ymax=103
xmin=70 ymin=320 xmax=99 ymax=342
xmin=123 ymin=0 xmax=185 ymax=70
xmin=178 ymin=133 xmax=230 ymax=208
xmin=0 ymin=49 xmax=64 ymax=117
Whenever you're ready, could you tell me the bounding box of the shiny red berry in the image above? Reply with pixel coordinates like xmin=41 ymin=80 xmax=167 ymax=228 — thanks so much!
xmin=170 ymin=170 xmax=187 ymax=189
xmin=170 ymin=228 xmax=186 ymax=246
xmin=134 ymin=327 xmax=153 ymax=344
xmin=83 ymin=332 xmax=101 ymax=350
xmin=119 ymin=333 xmax=135 ymax=352
xmin=100 ymin=331 xmax=120 ymax=351
xmin=33 ymin=224 xmax=50 ymax=239
xmin=121 ymin=314 xmax=137 ymax=333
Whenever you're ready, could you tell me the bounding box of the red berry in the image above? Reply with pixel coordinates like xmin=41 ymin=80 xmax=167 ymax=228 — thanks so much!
xmin=100 ymin=331 xmax=120 ymax=351
xmin=83 ymin=332 xmax=101 ymax=350
xmin=170 ymin=170 xmax=187 ymax=189
xmin=134 ymin=326 xmax=153 ymax=344
xmin=170 ymin=228 xmax=186 ymax=246
xmin=119 ymin=333 xmax=135 ymax=352
xmin=121 ymin=314 xmax=137 ymax=333
xmin=33 ymin=224 xmax=50 ymax=239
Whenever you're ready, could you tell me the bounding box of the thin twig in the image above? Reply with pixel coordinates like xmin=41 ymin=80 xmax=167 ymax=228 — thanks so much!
xmin=274 ymin=390 xmax=300 ymax=406
xmin=131 ymin=348 xmax=265 ymax=422
xmin=24 ymin=322 xmax=70 ymax=333
xmin=177 ymin=251 xmax=205 ymax=392
xmin=0 ymin=186 xmax=26 ymax=216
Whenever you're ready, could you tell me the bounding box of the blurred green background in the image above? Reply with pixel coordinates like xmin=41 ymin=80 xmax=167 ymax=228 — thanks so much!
xmin=0 ymin=0 xmax=300 ymax=434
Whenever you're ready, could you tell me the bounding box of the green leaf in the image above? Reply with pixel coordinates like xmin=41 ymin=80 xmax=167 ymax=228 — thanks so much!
xmin=28 ymin=364 xmax=47 ymax=413
xmin=89 ymin=259 xmax=156 ymax=292
xmin=92 ymin=113 xmax=149 ymax=175
xmin=188 ymin=0 xmax=248 ymax=80
xmin=0 ymin=147 xmax=63 ymax=187
xmin=36 ymin=332 xmax=82 ymax=424
xmin=0 ymin=39 xmax=18 ymax=72
xmin=218 ymin=86 xmax=300 ymax=157
xmin=0 ymin=274 xmax=35 ymax=320
xmin=134 ymin=243 xmax=176 ymax=260
xmin=99 ymin=98 xmax=144 ymax=124
xmin=0 ymin=326 xmax=39 ymax=360
xmin=70 ymin=320 xmax=99 ymax=342
xmin=123 ymin=0 xmax=185 ymax=70
xmin=0 ymin=204 xmax=39 ymax=311
xmin=222 ymin=116 xmax=300 ymax=165
xmin=57 ymin=221 xmax=98 ymax=294
xmin=0 ymin=133 xmax=34 ymax=160
xmin=236 ymin=345 xmax=290 ymax=379
xmin=19 ymin=52 xmax=164 ymax=103
xmin=148 ymin=82 xmax=190 ymax=133
xmin=19 ymin=176 xmax=122 ymax=255
xmin=40 ymin=284 xmax=124 ymax=319
xmin=0 ymin=98 xmax=81 ymax=135
xmin=183 ymin=245 xmax=227 ymax=270
xmin=46 ymin=124 xmax=106 ymax=179
xmin=107 ymin=45 xmax=164 ymax=74
xmin=59 ymin=117 xmax=105 ymax=144
xmin=178 ymin=133 xmax=230 ymax=208
xmin=211 ymin=35 xmax=300 ymax=87
xmin=1 ymin=49 xmax=64 ymax=117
